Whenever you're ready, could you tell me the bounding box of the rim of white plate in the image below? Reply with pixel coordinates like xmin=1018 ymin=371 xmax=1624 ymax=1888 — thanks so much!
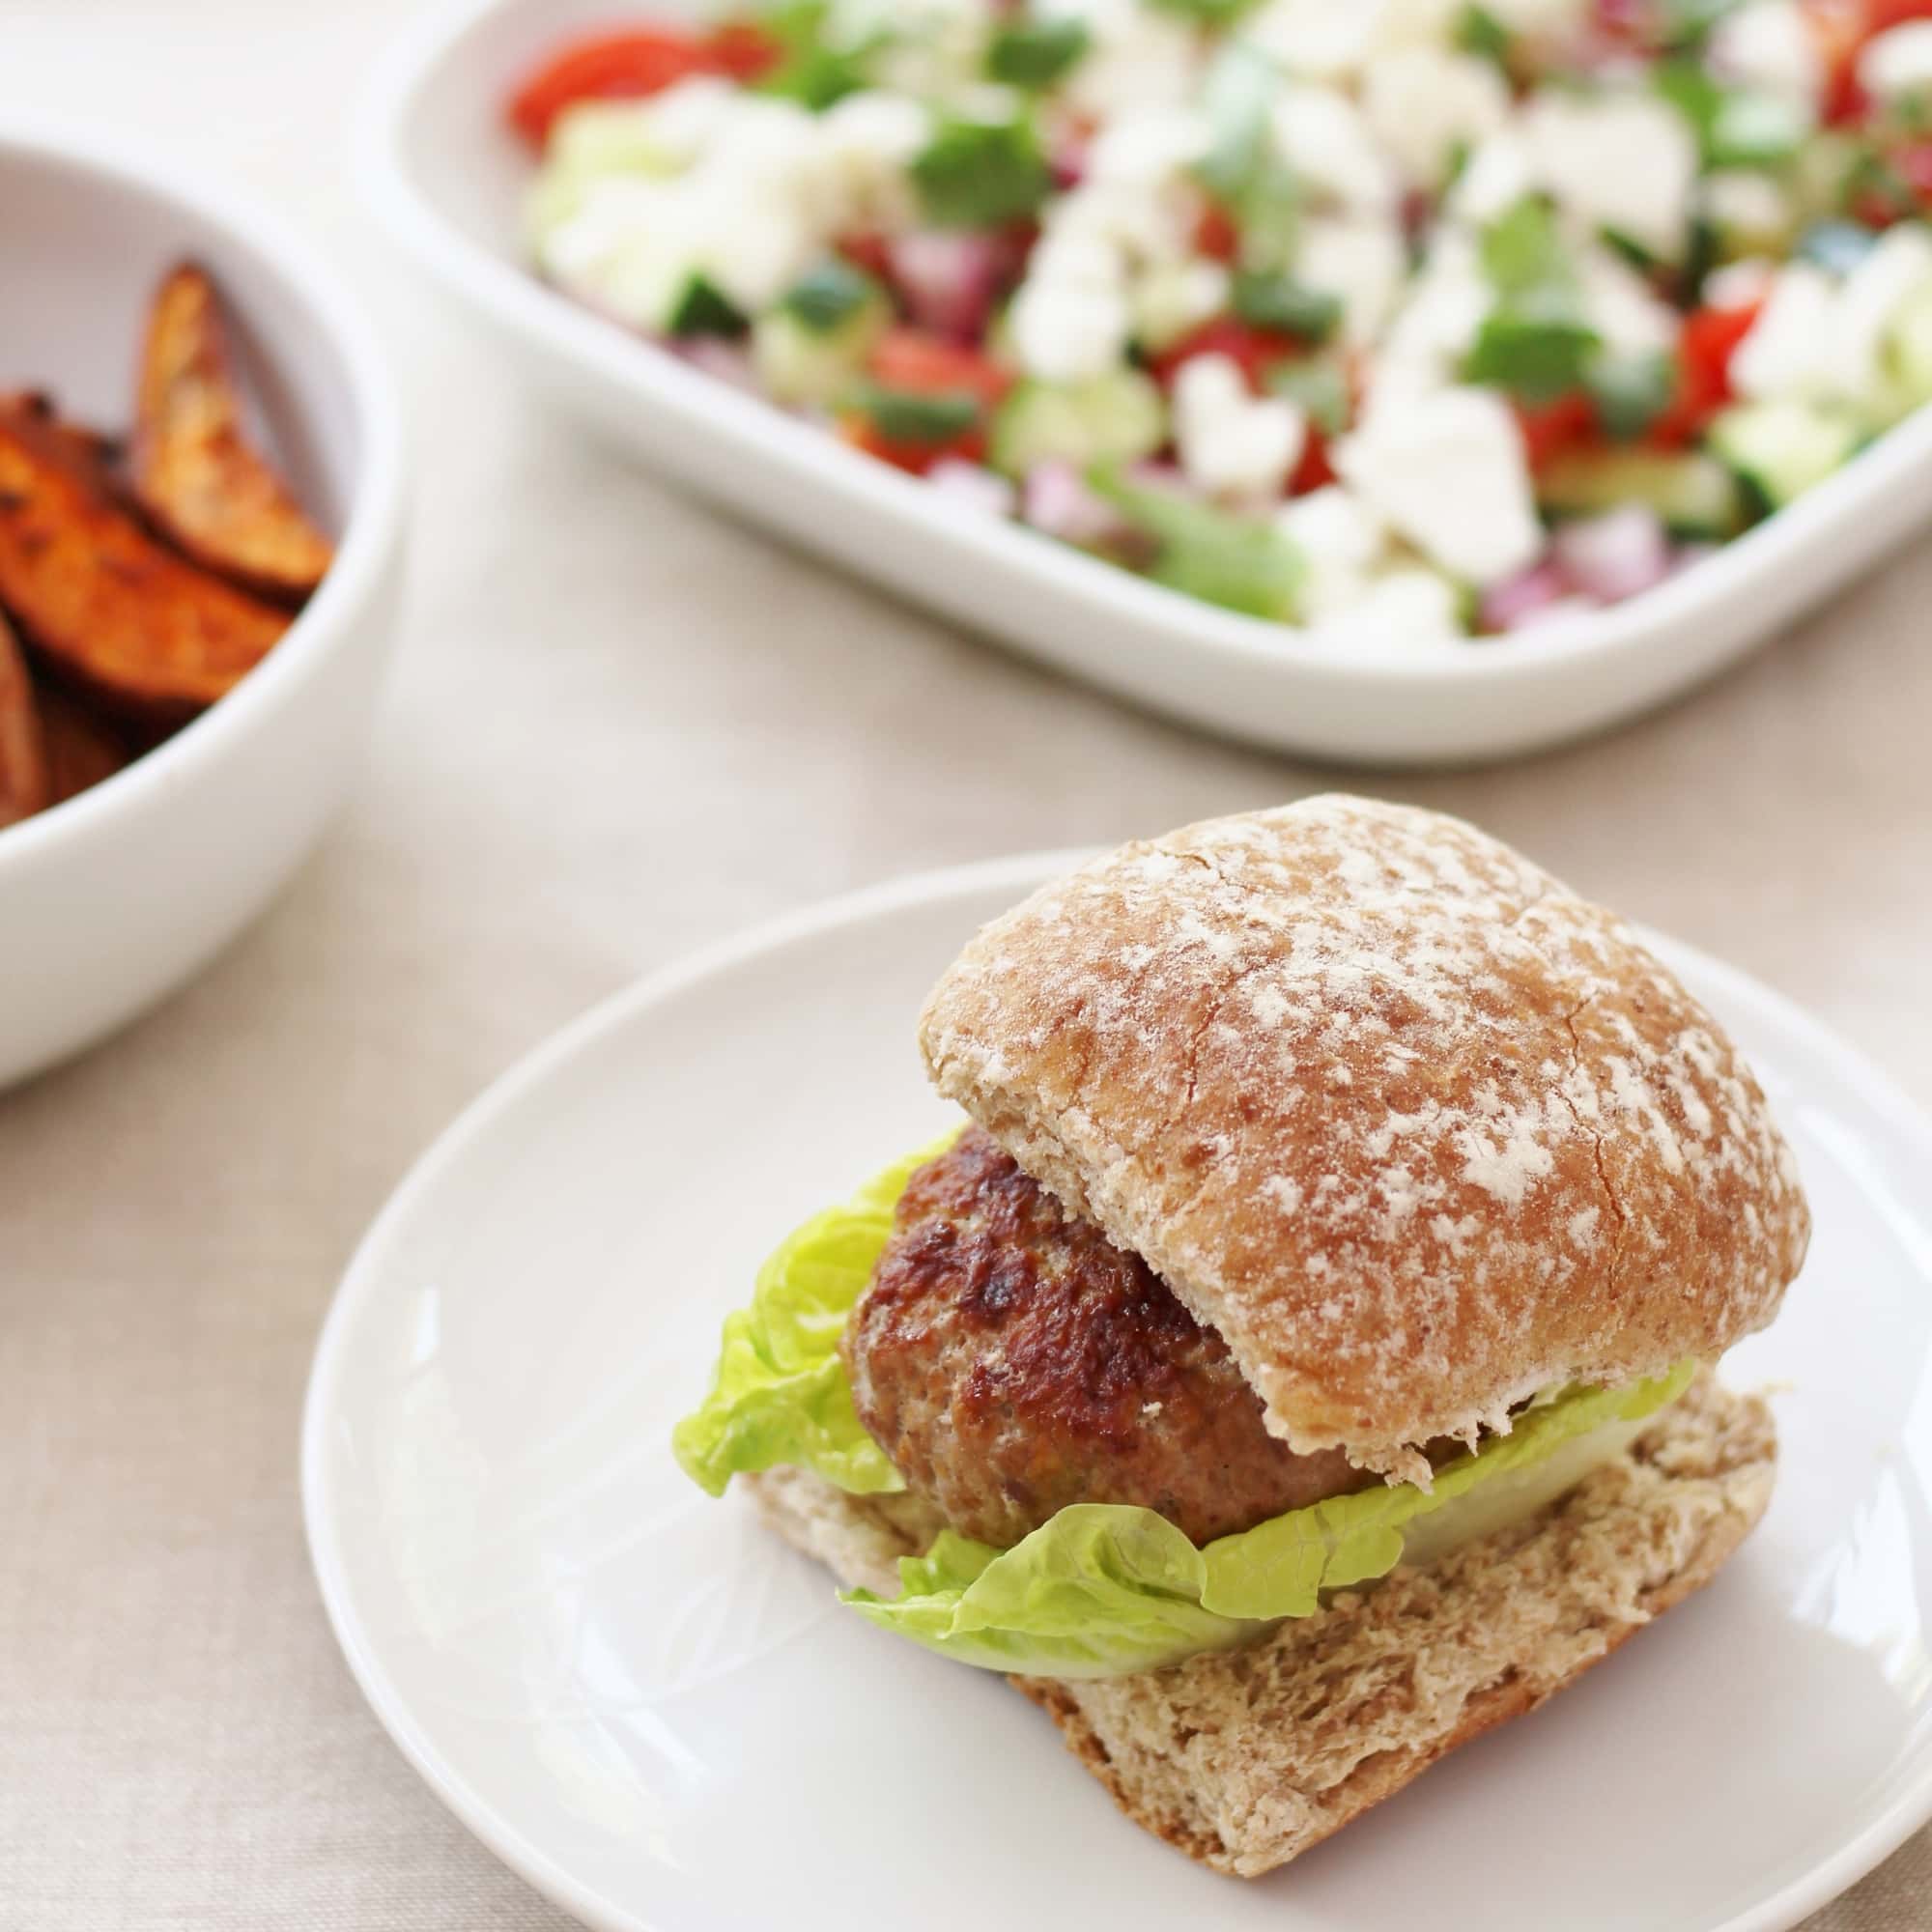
xmin=303 ymin=852 xmax=1932 ymax=1932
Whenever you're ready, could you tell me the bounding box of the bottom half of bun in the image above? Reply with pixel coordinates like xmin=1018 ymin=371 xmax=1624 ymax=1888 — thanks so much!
xmin=744 ymin=1371 xmax=1776 ymax=1879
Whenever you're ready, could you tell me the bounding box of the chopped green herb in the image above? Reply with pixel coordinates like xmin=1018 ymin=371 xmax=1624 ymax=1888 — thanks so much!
xmin=782 ymin=260 xmax=879 ymax=331
xmin=1657 ymin=0 xmax=1743 ymax=48
xmin=668 ymin=274 xmax=747 ymax=337
xmin=1797 ymin=218 xmax=1880 ymax=274
xmin=1266 ymin=355 xmax=1351 ymax=435
xmin=1480 ymin=196 xmax=1575 ymax=301
xmin=1587 ymin=349 xmax=1677 ymax=440
xmin=1232 ymin=271 xmax=1343 ymax=342
xmin=855 ymin=385 xmax=982 ymax=444
xmin=1147 ymin=0 xmax=1260 ymax=23
xmin=911 ymin=116 xmax=1053 ymax=228
xmin=1092 ymin=470 xmax=1303 ymax=618
xmin=986 ymin=17 xmax=1090 ymax=87
xmin=1457 ymin=4 xmax=1513 ymax=66
xmin=752 ymin=0 xmax=871 ymax=108
xmin=1465 ymin=311 xmax=1601 ymax=403
xmin=1467 ymin=196 xmax=1602 ymax=402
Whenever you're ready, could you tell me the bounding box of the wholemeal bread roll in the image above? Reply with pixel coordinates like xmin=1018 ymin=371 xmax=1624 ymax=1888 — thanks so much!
xmin=748 ymin=1372 xmax=1776 ymax=1877
xmin=919 ymin=797 xmax=1809 ymax=1479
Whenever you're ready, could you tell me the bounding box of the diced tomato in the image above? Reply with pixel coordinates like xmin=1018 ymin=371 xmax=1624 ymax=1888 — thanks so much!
xmin=1514 ymin=392 xmax=1599 ymax=470
xmin=1648 ymin=298 xmax=1765 ymax=445
xmin=1288 ymin=428 xmax=1336 ymax=496
xmin=837 ymin=232 xmax=895 ymax=281
xmin=1862 ymin=0 xmax=1932 ymax=31
xmin=1897 ymin=139 xmax=1932 ymax=200
xmin=706 ymin=18 xmax=782 ymax=79
xmin=1806 ymin=0 xmax=1873 ymax=123
xmin=1194 ymin=202 xmax=1240 ymax=264
xmin=505 ymin=22 xmax=780 ymax=148
xmin=838 ymin=414 xmax=989 ymax=474
xmin=1149 ymin=318 xmax=1306 ymax=389
xmin=867 ymin=329 xmax=1012 ymax=405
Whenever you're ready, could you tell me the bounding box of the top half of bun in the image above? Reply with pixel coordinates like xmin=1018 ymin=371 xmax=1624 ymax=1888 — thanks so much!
xmin=917 ymin=796 xmax=1810 ymax=1480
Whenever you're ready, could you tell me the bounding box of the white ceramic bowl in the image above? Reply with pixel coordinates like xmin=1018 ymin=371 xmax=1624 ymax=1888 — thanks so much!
xmin=0 ymin=121 xmax=406 ymax=1090
xmin=361 ymin=0 xmax=1932 ymax=766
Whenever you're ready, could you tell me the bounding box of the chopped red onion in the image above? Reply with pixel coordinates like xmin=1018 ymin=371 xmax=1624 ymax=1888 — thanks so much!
xmin=926 ymin=459 xmax=1018 ymax=519
xmin=1550 ymin=504 xmax=1672 ymax=605
xmin=1022 ymin=459 xmax=1123 ymax=545
xmin=888 ymin=231 xmax=1004 ymax=339
xmin=672 ymin=337 xmax=758 ymax=391
xmin=1478 ymin=560 xmax=1574 ymax=633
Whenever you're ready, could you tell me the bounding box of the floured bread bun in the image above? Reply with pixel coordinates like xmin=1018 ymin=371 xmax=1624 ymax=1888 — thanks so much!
xmin=918 ymin=796 xmax=1809 ymax=1478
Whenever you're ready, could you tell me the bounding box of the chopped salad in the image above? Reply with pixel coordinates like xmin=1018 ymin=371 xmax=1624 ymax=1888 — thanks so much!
xmin=513 ymin=0 xmax=1932 ymax=644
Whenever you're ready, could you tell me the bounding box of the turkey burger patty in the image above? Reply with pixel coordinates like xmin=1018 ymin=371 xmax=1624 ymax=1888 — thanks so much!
xmin=840 ymin=1126 xmax=1363 ymax=1548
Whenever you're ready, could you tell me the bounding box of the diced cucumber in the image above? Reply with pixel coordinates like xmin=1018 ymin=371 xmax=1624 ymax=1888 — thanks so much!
xmin=988 ymin=371 xmax=1167 ymax=479
xmin=752 ymin=296 xmax=889 ymax=407
xmin=1538 ymin=447 xmax=1746 ymax=538
xmin=1091 ymin=470 xmax=1303 ymax=620
xmin=1875 ymin=281 xmax=1932 ymax=424
xmin=1708 ymin=400 xmax=1863 ymax=509
xmin=525 ymin=102 xmax=684 ymax=242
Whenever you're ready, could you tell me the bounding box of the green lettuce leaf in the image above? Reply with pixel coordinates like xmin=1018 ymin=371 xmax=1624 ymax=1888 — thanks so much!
xmin=669 ymin=1130 xmax=962 ymax=1496
xmin=676 ymin=1138 xmax=1697 ymax=1680
xmin=846 ymin=1360 xmax=1695 ymax=1677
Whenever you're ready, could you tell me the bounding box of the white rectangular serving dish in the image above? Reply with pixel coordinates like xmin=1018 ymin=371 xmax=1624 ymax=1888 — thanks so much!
xmin=362 ymin=0 xmax=1932 ymax=765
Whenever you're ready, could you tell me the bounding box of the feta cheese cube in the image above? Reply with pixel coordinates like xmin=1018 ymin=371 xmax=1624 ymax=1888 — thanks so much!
xmin=1729 ymin=263 xmax=1835 ymax=398
xmin=1446 ymin=130 xmax=1536 ymax=227
xmin=1009 ymin=270 xmax=1133 ymax=384
xmin=1308 ymin=567 xmax=1467 ymax=645
xmin=1821 ymin=224 xmax=1932 ymax=398
xmin=1244 ymin=0 xmax=1378 ymax=80
xmin=1707 ymin=1 xmax=1824 ymax=105
xmin=1271 ymin=85 xmax=1400 ymax=214
xmin=1296 ymin=215 xmax=1408 ymax=345
xmin=1520 ymin=89 xmax=1699 ymax=258
xmin=1274 ymin=485 xmax=1389 ymax=616
xmin=808 ymin=91 xmax=932 ymax=234
xmin=1336 ymin=386 xmax=1543 ymax=585
xmin=1175 ymin=354 xmax=1309 ymax=498
xmin=1037 ymin=0 xmax=1202 ymax=117
xmin=1362 ymin=48 xmax=1511 ymax=190
xmin=1859 ymin=20 xmax=1932 ymax=101
xmin=1363 ymin=229 xmax=1490 ymax=414
xmin=1086 ymin=109 xmax=1209 ymax=187
xmin=1131 ymin=258 xmax=1233 ymax=351
xmin=1577 ymin=244 xmax=1681 ymax=358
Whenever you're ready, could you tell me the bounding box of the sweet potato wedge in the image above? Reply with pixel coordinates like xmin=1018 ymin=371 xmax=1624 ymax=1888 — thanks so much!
xmin=39 ymin=686 xmax=131 ymax=805
xmin=132 ymin=262 xmax=333 ymax=603
xmin=0 ymin=390 xmax=124 ymax=496
xmin=0 ymin=609 xmax=50 ymax=827
xmin=0 ymin=401 xmax=291 ymax=724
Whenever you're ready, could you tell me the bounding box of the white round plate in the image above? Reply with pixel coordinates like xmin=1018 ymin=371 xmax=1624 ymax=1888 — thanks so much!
xmin=304 ymin=856 xmax=1932 ymax=1932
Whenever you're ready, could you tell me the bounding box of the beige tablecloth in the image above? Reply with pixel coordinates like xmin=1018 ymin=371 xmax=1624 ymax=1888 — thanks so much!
xmin=4 ymin=6 xmax=1930 ymax=1926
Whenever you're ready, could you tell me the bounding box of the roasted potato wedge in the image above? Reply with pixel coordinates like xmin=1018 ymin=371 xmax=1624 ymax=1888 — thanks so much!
xmin=39 ymin=686 xmax=131 ymax=805
xmin=0 ymin=609 xmax=50 ymax=827
xmin=132 ymin=263 xmax=333 ymax=604
xmin=0 ymin=401 xmax=290 ymax=724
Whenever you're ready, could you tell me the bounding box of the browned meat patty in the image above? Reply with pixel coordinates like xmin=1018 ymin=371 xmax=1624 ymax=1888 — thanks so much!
xmin=841 ymin=1127 xmax=1365 ymax=1548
